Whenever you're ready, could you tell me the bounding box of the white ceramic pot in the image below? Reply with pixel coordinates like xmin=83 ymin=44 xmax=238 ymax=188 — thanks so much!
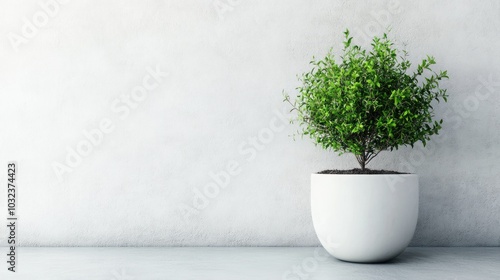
xmin=311 ymin=173 xmax=419 ymax=263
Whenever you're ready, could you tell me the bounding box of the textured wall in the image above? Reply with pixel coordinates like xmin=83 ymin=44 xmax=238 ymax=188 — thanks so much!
xmin=0 ymin=0 xmax=499 ymax=246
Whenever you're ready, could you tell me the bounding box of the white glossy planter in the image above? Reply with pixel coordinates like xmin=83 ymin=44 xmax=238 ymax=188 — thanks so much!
xmin=311 ymin=173 xmax=419 ymax=263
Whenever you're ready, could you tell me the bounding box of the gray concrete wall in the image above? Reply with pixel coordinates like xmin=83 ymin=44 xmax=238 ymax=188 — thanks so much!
xmin=0 ymin=0 xmax=499 ymax=246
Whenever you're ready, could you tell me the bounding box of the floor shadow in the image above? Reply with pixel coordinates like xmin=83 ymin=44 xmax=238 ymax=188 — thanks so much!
xmin=331 ymin=250 xmax=431 ymax=265
xmin=383 ymin=250 xmax=430 ymax=265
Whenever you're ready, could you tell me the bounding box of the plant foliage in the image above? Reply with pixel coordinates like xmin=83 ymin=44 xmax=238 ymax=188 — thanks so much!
xmin=284 ymin=30 xmax=449 ymax=170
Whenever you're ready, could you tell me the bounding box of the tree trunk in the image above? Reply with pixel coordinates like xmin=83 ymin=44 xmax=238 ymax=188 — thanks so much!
xmin=356 ymin=154 xmax=367 ymax=171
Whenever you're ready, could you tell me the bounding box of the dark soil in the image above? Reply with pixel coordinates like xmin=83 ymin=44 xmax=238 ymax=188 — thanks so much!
xmin=317 ymin=168 xmax=408 ymax=175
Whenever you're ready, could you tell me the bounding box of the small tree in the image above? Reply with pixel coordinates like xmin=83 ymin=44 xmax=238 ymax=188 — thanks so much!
xmin=284 ymin=30 xmax=448 ymax=171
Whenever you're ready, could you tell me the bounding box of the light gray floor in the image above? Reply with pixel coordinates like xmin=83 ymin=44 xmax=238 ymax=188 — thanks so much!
xmin=0 ymin=247 xmax=499 ymax=279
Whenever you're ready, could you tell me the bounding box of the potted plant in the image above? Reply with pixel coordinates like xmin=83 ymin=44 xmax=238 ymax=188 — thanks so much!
xmin=284 ymin=30 xmax=448 ymax=263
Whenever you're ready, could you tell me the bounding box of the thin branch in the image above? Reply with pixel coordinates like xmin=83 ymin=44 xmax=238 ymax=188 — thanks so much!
xmin=365 ymin=149 xmax=383 ymax=165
